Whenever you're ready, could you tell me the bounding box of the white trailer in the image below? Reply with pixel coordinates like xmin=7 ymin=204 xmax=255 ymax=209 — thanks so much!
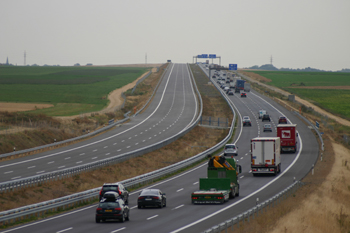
xmin=244 ymin=83 xmax=251 ymax=92
xmin=251 ymin=137 xmax=281 ymax=176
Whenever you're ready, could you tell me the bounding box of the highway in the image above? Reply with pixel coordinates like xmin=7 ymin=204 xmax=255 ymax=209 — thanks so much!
xmin=0 ymin=63 xmax=198 ymax=183
xmin=0 ymin=64 xmax=319 ymax=233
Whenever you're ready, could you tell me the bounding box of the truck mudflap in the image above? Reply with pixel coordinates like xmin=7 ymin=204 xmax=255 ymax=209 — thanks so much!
xmin=191 ymin=191 xmax=229 ymax=204
xmin=251 ymin=165 xmax=280 ymax=175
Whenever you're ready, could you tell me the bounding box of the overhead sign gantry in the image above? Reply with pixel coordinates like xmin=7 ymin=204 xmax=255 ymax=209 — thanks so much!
xmin=193 ymin=54 xmax=221 ymax=65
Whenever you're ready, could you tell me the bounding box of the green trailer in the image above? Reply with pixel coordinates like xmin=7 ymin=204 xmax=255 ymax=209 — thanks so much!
xmin=191 ymin=156 xmax=241 ymax=204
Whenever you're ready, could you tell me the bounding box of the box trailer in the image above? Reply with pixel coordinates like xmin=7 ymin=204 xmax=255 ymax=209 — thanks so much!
xmin=277 ymin=124 xmax=297 ymax=153
xmin=251 ymin=137 xmax=281 ymax=176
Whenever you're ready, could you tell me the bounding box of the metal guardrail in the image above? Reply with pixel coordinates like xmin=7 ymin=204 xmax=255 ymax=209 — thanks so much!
xmin=131 ymin=70 xmax=152 ymax=94
xmin=0 ymin=63 xmax=238 ymax=225
xmin=203 ymin=181 xmax=304 ymax=233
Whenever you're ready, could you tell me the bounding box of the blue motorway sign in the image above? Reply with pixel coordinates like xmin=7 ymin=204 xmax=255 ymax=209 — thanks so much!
xmin=229 ymin=64 xmax=237 ymax=70
xmin=202 ymin=54 xmax=208 ymax=58
xmin=197 ymin=55 xmax=203 ymax=58
xmin=209 ymin=54 xmax=216 ymax=59
xmin=316 ymin=121 xmax=319 ymax=129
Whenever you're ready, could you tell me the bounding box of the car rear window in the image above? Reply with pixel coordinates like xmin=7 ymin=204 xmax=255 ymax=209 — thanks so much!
xmin=225 ymin=145 xmax=236 ymax=149
xmin=102 ymin=186 xmax=118 ymax=192
xmin=99 ymin=202 xmax=120 ymax=208
xmin=141 ymin=190 xmax=159 ymax=195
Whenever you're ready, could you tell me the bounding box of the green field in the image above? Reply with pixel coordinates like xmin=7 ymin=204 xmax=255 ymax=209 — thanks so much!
xmin=245 ymin=71 xmax=350 ymax=119
xmin=0 ymin=66 xmax=148 ymax=116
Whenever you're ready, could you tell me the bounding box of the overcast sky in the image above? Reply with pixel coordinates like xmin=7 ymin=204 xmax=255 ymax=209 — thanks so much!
xmin=1 ymin=0 xmax=349 ymax=71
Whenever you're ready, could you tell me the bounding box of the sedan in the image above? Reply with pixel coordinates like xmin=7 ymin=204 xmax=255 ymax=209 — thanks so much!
xmin=138 ymin=189 xmax=166 ymax=208
xmin=241 ymin=92 xmax=247 ymax=97
xmin=263 ymin=124 xmax=272 ymax=132
xmin=96 ymin=198 xmax=129 ymax=223
xmin=278 ymin=116 xmax=288 ymax=124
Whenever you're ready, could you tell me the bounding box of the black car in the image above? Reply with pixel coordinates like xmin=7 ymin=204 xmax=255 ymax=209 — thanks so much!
xmin=241 ymin=92 xmax=247 ymax=97
xmin=242 ymin=116 xmax=252 ymax=126
xmin=262 ymin=114 xmax=271 ymax=122
xmin=95 ymin=197 xmax=129 ymax=223
xmin=228 ymin=91 xmax=234 ymax=95
xmin=138 ymin=189 xmax=166 ymax=208
xmin=99 ymin=183 xmax=129 ymax=204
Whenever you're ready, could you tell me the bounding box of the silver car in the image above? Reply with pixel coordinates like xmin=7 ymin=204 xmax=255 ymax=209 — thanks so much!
xmin=224 ymin=144 xmax=238 ymax=156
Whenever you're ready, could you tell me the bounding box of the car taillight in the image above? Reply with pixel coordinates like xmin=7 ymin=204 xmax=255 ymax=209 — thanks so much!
xmin=99 ymin=189 xmax=102 ymax=196
xmin=138 ymin=197 xmax=145 ymax=200
xmin=216 ymin=197 xmax=223 ymax=199
xmin=96 ymin=208 xmax=102 ymax=211
xmin=252 ymin=169 xmax=257 ymax=171
xmin=153 ymin=197 xmax=159 ymax=200
xmin=270 ymin=168 xmax=275 ymax=171
xmin=192 ymin=197 xmax=198 ymax=199
xmin=114 ymin=208 xmax=121 ymax=211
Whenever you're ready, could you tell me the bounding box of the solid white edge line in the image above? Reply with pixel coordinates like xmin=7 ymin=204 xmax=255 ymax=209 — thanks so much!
xmin=110 ymin=227 xmax=126 ymax=233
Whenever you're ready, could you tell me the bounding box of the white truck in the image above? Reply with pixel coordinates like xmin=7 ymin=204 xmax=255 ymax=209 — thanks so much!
xmin=251 ymin=137 xmax=281 ymax=176
xmin=244 ymin=83 xmax=251 ymax=92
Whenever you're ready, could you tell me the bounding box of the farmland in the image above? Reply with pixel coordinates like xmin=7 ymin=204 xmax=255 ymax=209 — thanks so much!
xmin=0 ymin=66 xmax=148 ymax=116
xmin=245 ymin=70 xmax=350 ymax=119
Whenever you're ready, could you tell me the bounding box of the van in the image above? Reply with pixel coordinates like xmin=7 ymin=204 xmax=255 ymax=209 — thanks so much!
xmin=258 ymin=110 xmax=267 ymax=119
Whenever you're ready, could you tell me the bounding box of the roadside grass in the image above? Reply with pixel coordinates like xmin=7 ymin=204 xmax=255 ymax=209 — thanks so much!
xmin=0 ymin=64 xmax=232 ymax=230
xmin=0 ymin=66 xmax=148 ymax=116
xmin=29 ymin=103 xmax=104 ymax=116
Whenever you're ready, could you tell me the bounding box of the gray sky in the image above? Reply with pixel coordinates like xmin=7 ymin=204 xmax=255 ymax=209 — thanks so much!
xmin=1 ymin=0 xmax=349 ymax=71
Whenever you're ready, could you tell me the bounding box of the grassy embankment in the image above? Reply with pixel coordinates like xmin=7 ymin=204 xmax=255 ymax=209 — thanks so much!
xmin=0 ymin=66 xmax=148 ymax=116
xmin=224 ymin=70 xmax=350 ymax=233
xmin=0 ymin=64 xmax=232 ymax=228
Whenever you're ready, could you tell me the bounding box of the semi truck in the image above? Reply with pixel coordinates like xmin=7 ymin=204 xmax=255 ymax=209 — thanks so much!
xmin=236 ymin=79 xmax=245 ymax=90
xmin=191 ymin=156 xmax=241 ymax=204
xmin=277 ymin=124 xmax=297 ymax=153
xmin=251 ymin=137 xmax=281 ymax=176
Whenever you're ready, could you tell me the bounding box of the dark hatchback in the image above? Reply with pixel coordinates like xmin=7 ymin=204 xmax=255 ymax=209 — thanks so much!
xmin=278 ymin=116 xmax=288 ymax=124
xmin=95 ymin=199 xmax=130 ymax=223
xmin=138 ymin=189 xmax=166 ymax=208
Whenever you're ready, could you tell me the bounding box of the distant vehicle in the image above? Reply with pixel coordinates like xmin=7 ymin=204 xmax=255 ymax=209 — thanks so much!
xmin=226 ymin=80 xmax=230 ymax=83
xmin=278 ymin=116 xmax=288 ymax=124
xmin=224 ymin=87 xmax=230 ymax=92
xmin=243 ymin=116 xmax=252 ymax=126
xmin=262 ymin=114 xmax=271 ymax=122
xmin=251 ymin=137 xmax=281 ymax=176
xmin=138 ymin=189 xmax=166 ymax=208
xmin=263 ymin=124 xmax=272 ymax=132
xmin=228 ymin=90 xmax=234 ymax=95
xmin=244 ymin=83 xmax=251 ymax=92
xmin=224 ymin=144 xmax=238 ymax=156
xmin=212 ymin=75 xmax=216 ymax=78
xmin=235 ymin=88 xmax=240 ymax=93
xmin=241 ymin=92 xmax=247 ymax=98
xmin=258 ymin=110 xmax=267 ymax=119
xmin=96 ymin=195 xmax=130 ymax=223
xmin=236 ymin=79 xmax=245 ymax=90
xmin=99 ymin=183 xmax=129 ymax=204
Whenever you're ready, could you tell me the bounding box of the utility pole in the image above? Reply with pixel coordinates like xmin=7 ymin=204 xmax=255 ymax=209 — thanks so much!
xmin=24 ymin=50 xmax=26 ymax=66
xmin=270 ymin=55 xmax=273 ymax=65
xmin=145 ymin=53 xmax=147 ymax=65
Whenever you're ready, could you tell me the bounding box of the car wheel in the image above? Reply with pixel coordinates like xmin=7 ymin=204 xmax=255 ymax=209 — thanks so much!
xmin=95 ymin=217 xmax=100 ymax=223
xmin=138 ymin=204 xmax=141 ymax=209
xmin=163 ymin=201 xmax=166 ymax=207
xmin=125 ymin=211 xmax=130 ymax=221
xmin=159 ymin=203 xmax=163 ymax=208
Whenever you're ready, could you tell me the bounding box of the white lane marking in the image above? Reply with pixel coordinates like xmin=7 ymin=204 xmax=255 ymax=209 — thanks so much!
xmin=117 ymin=149 xmax=121 ymax=152
xmin=193 ymin=182 xmax=199 ymax=185
xmin=0 ymin=205 xmax=95 ymax=233
xmin=104 ymin=146 xmax=108 ymax=148
xmin=93 ymin=149 xmax=97 ymax=152
xmin=65 ymin=157 xmax=71 ymax=160
xmin=173 ymin=204 xmax=184 ymax=210
xmin=134 ymin=135 xmax=138 ymax=137
xmin=140 ymin=132 xmax=143 ymax=134
xmin=56 ymin=227 xmax=73 ymax=233
xmin=128 ymin=137 xmax=132 ymax=140
xmin=177 ymin=188 xmax=184 ymax=192
xmin=142 ymin=140 xmax=146 ymax=142
xmin=130 ymin=206 xmax=137 ymax=209
xmin=240 ymin=176 xmax=244 ymax=178
xmin=126 ymin=146 xmax=130 ymax=148
xmin=240 ymin=157 xmax=243 ymax=160
xmin=79 ymin=153 xmax=85 ymax=156
xmin=4 ymin=171 xmax=13 ymax=174
xmin=11 ymin=176 xmax=21 ymax=180
xmin=106 ymin=153 xmax=110 ymax=155
xmin=111 ymin=227 xmax=126 ymax=233
xmin=113 ymin=143 xmax=117 ymax=145
xmin=149 ymin=137 xmax=152 ymax=139
xmin=58 ymin=166 xmax=65 ymax=169
xmin=28 ymin=166 xmax=35 ymax=169
xmin=122 ymin=140 xmax=125 ymax=142
xmin=48 ymin=161 xmax=54 ymax=164
xmin=135 ymin=143 xmax=139 ymax=145
xmin=147 ymin=215 xmax=158 ymax=220
xmin=92 ymin=157 xmax=97 ymax=160
xmin=76 ymin=161 xmax=82 ymax=164
xmin=36 ymin=171 xmax=45 ymax=174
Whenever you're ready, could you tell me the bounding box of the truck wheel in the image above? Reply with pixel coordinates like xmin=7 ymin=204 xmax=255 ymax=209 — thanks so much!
xmin=235 ymin=188 xmax=239 ymax=197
